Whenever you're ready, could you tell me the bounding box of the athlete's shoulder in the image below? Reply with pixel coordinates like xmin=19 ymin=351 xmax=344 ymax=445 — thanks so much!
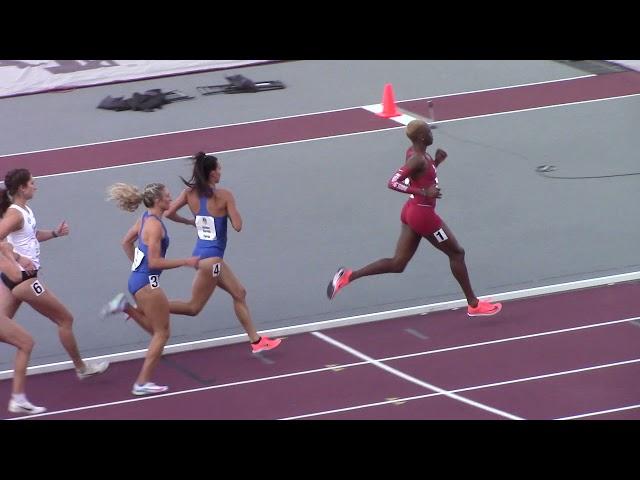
xmin=405 ymin=151 xmax=425 ymax=167
xmin=215 ymin=187 xmax=234 ymax=199
xmin=143 ymin=214 xmax=163 ymax=228
xmin=1 ymin=207 xmax=24 ymax=225
xmin=182 ymin=186 xmax=196 ymax=197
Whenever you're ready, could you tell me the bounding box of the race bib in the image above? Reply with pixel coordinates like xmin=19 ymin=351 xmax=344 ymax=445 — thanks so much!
xmin=148 ymin=275 xmax=160 ymax=289
xmin=433 ymin=228 xmax=448 ymax=243
xmin=31 ymin=279 xmax=45 ymax=296
xmin=212 ymin=262 xmax=222 ymax=277
xmin=195 ymin=215 xmax=217 ymax=241
xmin=131 ymin=247 xmax=145 ymax=271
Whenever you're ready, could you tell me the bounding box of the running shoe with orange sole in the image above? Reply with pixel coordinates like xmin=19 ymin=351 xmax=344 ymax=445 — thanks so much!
xmin=327 ymin=267 xmax=352 ymax=300
xmin=467 ymin=300 xmax=502 ymax=317
xmin=251 ymin=336 xmax=282 ymax=353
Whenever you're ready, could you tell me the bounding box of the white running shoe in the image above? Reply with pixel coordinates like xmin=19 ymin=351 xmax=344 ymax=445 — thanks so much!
xmin=100 ymin=292 xmax=129 ymax=318
xmin=132 ymin=382 xmax=169 ymax=396
xmin=76 ymin=360 xmax=110 ymax=380
xmin=8 ymin=399 xmax=47 ymax=415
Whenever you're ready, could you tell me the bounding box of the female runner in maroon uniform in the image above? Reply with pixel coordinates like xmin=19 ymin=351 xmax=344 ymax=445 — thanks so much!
xmin=327 ymin=120 xmax=501 ymax=317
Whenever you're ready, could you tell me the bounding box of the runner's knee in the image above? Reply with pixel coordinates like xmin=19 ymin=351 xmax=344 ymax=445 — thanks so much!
xmin=231 ymin=286 xmax=247 ymax=302
xmin=184 ymin=301 xmax=206 ymax=316
xmin=16 ymin=334 xmax=34 ymax=353
xmin=55 ymin=312 xmax=75 ymax=328
xmin=154 ymin=327 xmax=170 ymax=343
xmin=449 ymin=246 xmax=465 ymax=259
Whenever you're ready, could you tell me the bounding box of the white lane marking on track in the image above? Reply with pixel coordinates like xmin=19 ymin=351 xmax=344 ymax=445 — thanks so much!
xmin=311 ymin=331 xmax=523 ymax=420
xmin=281 ymin=357 xmax=640 ymax=420
xmin=3 ymin=275 xmax=640 ymax=380
xmin=556 ymin=403 xmax=640 ymax=420
xmin=9 ymin=336 xmax=640 ymax=420
xmin=11 ymin=92 xmax=640 ymax=184
xmin=0 ymin=74 xmax=595 ymax=158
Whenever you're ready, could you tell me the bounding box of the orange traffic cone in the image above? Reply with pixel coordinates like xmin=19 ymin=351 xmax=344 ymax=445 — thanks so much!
xmin=377 ymin=83 xmax=401 ymax=118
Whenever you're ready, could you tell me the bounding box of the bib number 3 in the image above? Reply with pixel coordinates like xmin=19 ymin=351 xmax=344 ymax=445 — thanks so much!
xmin=148 ymin=275 xmax=160 ymax=289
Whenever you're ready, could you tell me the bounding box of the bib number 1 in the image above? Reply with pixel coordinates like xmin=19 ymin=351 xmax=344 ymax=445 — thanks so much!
xmin=433 ymin=228 xmax=448 ymax=243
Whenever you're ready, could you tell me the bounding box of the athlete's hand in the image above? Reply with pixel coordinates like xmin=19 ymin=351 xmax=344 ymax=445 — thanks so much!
xmin=184 ymin=256 xmax=200 ymax=269
xmin=55 ymin=220 xmax=69 ymax=237
xmin=0 ymin=242 xmax=14 ymax=257
xmin=435 ymin=149 xmax=447 ymax=166
xmin=422 ymin=185 xmax=442 ymax=198
xmin=17 ymin=255 xmax=36 ymax=272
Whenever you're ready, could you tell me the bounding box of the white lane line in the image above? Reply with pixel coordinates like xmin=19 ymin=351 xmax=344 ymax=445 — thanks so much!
xmin=3 ymin=270 xmax=639 ymax=380
xmin=380 ymin=316 xmax=640 ymax=363
xmin=281 ymin=357 xmax=640 ymax=420
xmin=310 ymin=331 xmax=523 ymax=420
xmin=361 ymin=104 xmax=416 ymax=125
xmin=17 ymin=91 xmax=640 ymax=183
xmin=0 ymin=74 xmax=595 ymax=158
xmin=21 ymin=127 xmax=406 ymax=181
xmin=8 ymin=322 xmax=639 ymax=420
xmin=556 ymin=403 xmax=640 ymax=420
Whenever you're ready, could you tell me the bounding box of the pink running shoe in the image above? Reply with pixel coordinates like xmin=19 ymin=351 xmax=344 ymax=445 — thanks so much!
xmin=251 ymin=336 xmax=282 ymax=354
xmin=467 ymin=300 xmax=502 ymax=317
xmin=327 ymin=267 xmax=353 ymax=300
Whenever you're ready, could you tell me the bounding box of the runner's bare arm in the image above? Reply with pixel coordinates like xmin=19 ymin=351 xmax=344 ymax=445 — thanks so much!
xmin=144 ymin=219 xmax=198 ymax=270
xmin=121 ymin=221 xmax=140 ymax=262
xmin=164 ymin=189 xmax=195 ymax=226
xmin=225 ymin=191 xmax=242 ymax=232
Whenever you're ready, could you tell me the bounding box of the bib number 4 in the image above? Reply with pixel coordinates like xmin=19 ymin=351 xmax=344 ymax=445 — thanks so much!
xmin=212 ymin=263 xmax=222 ymax=277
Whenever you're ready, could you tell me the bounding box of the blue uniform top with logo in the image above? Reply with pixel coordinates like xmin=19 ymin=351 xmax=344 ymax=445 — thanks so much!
xmin=192 ymin=195 xmax=227 ymax=259
xmin=128 ymin=212 xmax=170 ymax=295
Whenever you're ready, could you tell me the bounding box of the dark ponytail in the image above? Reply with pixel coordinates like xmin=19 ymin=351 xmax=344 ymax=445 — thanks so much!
xmin=0 ymin=168 xmax=31 ymax=216
xmin=0 ymin=189 xmax=10 ymax=217
xmin=180 ymin=151 xmax=218 ymax=198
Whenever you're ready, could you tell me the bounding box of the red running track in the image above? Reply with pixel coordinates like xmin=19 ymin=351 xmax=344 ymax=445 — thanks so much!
xmin=2 ymin=71 xmax=640 ymax=178
xmin=3 ymin=281 xmax=639 ymax=420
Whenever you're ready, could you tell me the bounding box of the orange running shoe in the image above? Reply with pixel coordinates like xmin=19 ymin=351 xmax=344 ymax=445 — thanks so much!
xmin=251 ymin=336 xmax=282 ymax=353
xmin=327 ymin=267 xmax=352 ymax=300
xmin=467 ymin=300 xmax=502 ymax=317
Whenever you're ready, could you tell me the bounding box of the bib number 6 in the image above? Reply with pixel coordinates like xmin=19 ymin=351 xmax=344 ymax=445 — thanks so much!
xmin=31 ymin=280 xmax=46 ymax=296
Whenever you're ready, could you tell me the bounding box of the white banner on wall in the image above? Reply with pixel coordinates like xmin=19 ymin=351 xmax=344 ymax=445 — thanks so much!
xmin=0 ymin=60 xmax=271 ymax=98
